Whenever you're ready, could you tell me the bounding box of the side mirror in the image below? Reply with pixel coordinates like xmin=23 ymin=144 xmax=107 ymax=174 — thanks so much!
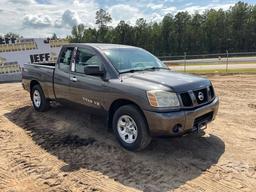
xmin=84 ymin=65 xmax=104 ymax=76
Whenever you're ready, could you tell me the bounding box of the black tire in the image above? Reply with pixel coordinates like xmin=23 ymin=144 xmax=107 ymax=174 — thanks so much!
xmin=31 ymin=84 xmax=50 ymax=112
xmin=113 ymin=105 xmax=152 ymax=151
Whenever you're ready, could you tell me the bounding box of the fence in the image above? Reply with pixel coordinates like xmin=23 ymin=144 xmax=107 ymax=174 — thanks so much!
xmin=1 ymin=51 xmax=256 ymax=83
xmin=159 ymin=51 xmax=256 ymax=73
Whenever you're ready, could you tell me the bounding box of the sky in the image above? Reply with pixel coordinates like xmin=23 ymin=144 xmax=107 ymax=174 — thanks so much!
xmin=0 ymin=0 xmax=255 ymax=38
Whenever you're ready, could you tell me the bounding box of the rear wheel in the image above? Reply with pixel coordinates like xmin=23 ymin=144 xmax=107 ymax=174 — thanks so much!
xmin=31 ymin=85 xmax=50 ymax=112
xmin=113 ymin=105 xmax=152 ymax=151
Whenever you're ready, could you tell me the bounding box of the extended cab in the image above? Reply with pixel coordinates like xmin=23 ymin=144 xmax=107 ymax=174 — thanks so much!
xmin=22 ymin=44 xmax=219 ymax=151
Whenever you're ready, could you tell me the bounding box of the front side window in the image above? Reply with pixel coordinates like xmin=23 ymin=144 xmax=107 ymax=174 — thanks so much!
xmin=59 ymin=47 xmax=74 ymax=71
xmin=75 ymin=48 xmax=101 ymax=74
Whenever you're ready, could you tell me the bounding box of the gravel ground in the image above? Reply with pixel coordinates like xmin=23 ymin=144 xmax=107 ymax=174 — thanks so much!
xmin=0 ymin=74 xmax=255 ymax=192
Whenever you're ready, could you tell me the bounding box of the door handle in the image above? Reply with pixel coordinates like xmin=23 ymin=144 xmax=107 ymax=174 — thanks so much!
xmin=70 ymin=76 xmax=77 ymax=82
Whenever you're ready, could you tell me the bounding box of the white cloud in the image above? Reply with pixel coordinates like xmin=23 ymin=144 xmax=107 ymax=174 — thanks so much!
xmin=108 ymin=4 xmax=144 ymax=25
xmin=185 ymin=3 xmax=194 ymax=7
xmin=23 ymin=14 xmax=52 ymax=28
xmin=23 ymin=9 xmax=82 ymax=29
xmin=108 ymin=4 xmax=166 ymax=25
xmin=149 ymin=12 xmax=163 ymax=23
xmin=208 ymin=3 xmax=234 ymax=10
xmin=55 ymin=9 xmax=81 ymax=28
xmin=162 ymin=7 xmax=177 ymax=15
xmin=146 ymin=3 xmax=164 ymax=10
xmin=0 ymin=0 xmax=98 ymax=37
xmin=9 ymin=0 xmax=35 ymax=5
xmin=211 ymin=0 xmax=220 ymax=3
xmin=0 ymin=0 xmax=239 ymax=37
xmin=183 ymin=3 xmax=234 ymax=14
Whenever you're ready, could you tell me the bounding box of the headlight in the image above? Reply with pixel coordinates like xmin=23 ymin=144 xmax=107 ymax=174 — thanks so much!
xmin=147 ymin=90 xmax=180 ymax=108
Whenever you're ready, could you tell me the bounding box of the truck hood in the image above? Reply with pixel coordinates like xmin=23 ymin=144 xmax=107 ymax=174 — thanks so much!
xmin=123 ymin=70 xmax=211 ymax=93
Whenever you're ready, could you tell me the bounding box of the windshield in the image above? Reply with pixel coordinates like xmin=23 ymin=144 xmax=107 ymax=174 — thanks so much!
xmin=103 ymin=48 xmax=168 ymax=73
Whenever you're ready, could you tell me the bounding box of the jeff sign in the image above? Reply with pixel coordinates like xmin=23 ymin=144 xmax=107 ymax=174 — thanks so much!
xmin=0 ymin=37 xmax=17 ymax=44
xmin=0 ymin=38 xmax=68 ymax=67
xmin=30 ymin=53 xmax=51 ymax=63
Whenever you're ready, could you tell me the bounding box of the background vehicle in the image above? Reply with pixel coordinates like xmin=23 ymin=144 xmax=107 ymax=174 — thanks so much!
xmin=22 ymin=43 xmax=219 ymax=151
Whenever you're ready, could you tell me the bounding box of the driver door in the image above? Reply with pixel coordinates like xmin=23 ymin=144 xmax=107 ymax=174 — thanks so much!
xmin=69 ymin=47 xmax=106 ymax=113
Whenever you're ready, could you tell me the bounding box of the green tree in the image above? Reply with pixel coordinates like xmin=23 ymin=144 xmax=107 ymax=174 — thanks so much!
xmin=189 ymin=12 xmax=205 ymax=53
xmin=247 ymin=4 xmax=256 ymax=50
xmin=229 ymin=1 xmax=251 ymax=51
xmin=83 ymin=28 xmax=98 ymax=43
xmin=95 ymin=8 xmax=112 ymax=29
xmin=161 ymin=14 xmax=175 ymax=55
xmin=95 ymin=9 xmax=112 ymax=42
xmin=134 ymin=18 xmax=148 ymax=48
xmin=150 ymin=22 xmax=162 ymax=55
xmin=113 ymin=21 xmax=134 ymax=45
xmin=51 ymin=33 xmax=58 ymax=40
xmin=202 ymin=9 xmax=227 ymax=53
xmin=174 ymin=12 xmax=191 ymax=54
xmin=70 ymin=24 xmax=86 ymax=43
xmin=68 ymin=2 xmax=256 ymax=56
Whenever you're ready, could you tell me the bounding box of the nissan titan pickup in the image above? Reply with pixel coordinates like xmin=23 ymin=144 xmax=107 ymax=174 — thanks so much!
xmin=22 ymin=44 xmax=219 ymax=151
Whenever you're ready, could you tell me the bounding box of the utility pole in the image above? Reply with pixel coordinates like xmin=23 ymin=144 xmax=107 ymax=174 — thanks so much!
xmin=184 ymin=52 xmax=187 ymax=72
xmin=226 ymin=50 xmax=229 ymax=73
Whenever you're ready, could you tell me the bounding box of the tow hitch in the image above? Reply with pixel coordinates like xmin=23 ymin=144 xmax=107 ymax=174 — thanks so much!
xmin=192 ymin=121 xmax=208 ymax=133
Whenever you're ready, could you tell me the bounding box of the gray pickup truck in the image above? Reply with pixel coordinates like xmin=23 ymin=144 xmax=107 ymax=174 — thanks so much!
xmin=22 ymin=43 xmax=219 ymax=151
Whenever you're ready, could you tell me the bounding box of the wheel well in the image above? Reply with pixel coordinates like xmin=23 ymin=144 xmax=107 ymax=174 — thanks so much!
xmin=108 ymin=99 xmax=147 ymax=131
xmin=30 ymin=80 xmax=40 ymax=98
xmin=30 ymin=80 xmax=39 ymax=91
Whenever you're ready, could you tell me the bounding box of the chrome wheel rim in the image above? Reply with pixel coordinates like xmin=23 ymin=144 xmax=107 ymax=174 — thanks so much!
xmin=117 ymin=115 xmax=138 ymax=144
xmin=33 ymin=90 xmax=41 ymax=108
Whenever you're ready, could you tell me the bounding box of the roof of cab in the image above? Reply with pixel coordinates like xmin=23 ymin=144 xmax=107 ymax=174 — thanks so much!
xmin=68 ymin=43 xmax=137 ymax=50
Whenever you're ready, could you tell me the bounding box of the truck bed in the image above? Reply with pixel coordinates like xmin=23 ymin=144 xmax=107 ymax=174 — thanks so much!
xmin=22 ymin=63 xmax=56 ymax=99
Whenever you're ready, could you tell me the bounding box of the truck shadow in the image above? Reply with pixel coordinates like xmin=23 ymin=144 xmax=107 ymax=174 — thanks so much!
xmin=5 ymin=105 xmax=225 ymax=192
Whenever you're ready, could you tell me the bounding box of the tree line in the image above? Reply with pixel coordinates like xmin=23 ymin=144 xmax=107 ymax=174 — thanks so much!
xmin=69 ymin=1 xmax=256 ymax=56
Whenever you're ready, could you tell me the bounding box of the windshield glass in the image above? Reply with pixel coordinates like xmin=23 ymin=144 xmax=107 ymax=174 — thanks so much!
xmin=103 ymin=48 xmax=167 ymax=73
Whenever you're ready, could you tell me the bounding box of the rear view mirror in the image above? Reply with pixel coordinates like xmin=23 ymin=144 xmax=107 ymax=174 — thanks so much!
xmin=84 ymin=65 xmax=104 ymax=76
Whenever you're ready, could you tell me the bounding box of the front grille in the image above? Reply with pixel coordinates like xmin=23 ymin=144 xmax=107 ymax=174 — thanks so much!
xmin=193 ymin=88 xmax=208 ymax=104
xmin=179 ymin=86 xmax=215 ymax=108
xmin=209 ymin=85 xmax=215 ymax=99
xmin=194 ymin=112 xmax=213 ymax=126
xmin=180 ymin=92 xmax=193 ymax=107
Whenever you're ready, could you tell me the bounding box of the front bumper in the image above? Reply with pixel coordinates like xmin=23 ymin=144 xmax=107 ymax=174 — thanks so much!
xmin=143 ymin=97 xmax=219 ymax=136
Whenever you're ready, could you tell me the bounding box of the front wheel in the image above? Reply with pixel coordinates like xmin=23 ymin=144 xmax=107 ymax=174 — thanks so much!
xmin=113 ymin=105 xmax=152 ymax=151
xmin=31 ymin=85 xmax=50 ymax=112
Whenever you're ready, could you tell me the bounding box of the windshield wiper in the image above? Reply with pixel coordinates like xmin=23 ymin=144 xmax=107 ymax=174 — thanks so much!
xmin=119 ymin=69 xmax=145 ymax=74
xmin=144 ymin=66 xmax=170 ymax=71
xmin=119 ymin=67 xmax=170 ymax=74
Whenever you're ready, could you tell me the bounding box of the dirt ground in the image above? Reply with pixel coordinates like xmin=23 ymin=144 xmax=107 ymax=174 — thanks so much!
xmin=0 ymin=74 xmax=255 ymax=192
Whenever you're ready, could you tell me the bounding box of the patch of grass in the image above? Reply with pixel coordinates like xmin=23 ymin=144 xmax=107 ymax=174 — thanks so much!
xmin=166 ymin=62 xmax=256 ymax=66
xmin=175 ymin=68 xmax=256 ymax=74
